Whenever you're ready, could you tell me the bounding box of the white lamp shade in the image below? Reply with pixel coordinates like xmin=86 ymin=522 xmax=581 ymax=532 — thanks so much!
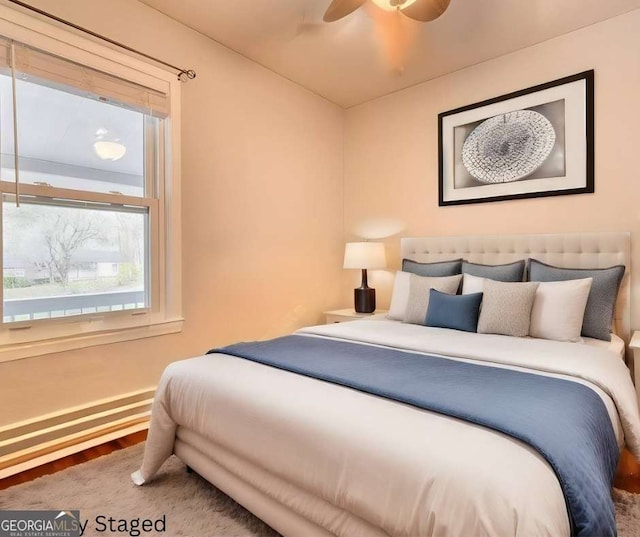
xmin=343 ymin=242 xmax=386 ymax=270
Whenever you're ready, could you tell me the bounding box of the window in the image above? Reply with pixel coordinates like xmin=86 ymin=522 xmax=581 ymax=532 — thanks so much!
xmin=0 ymin=14 xmax=182 ymax=360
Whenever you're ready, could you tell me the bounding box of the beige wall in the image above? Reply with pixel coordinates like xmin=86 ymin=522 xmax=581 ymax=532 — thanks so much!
xmin=3 ymin=3 xmax=639 ymax=429
xmin=0 ymin=0 xmax=345 ymax=425
xmin=344 ymin=9 xmax=640 ymax=325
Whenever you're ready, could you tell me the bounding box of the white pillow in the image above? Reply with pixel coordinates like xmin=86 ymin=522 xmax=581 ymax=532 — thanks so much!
xmin=529 ymin=278 xmax=593 ymax=342
xmin=388 ymin=271 xmax=411 ymax=320
xmin=462 ymin=273 xmax=485 ymax=295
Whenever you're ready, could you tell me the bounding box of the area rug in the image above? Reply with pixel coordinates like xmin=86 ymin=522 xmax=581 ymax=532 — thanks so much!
xmin=2 ymin=443 xmax=640 ymax=536
xmin=0 ymin=443 xmax=278 ymax=536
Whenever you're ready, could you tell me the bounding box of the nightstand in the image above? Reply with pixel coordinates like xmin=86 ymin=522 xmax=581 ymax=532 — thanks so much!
xmin=324 ymin=308 xmax=388 ymax=324
xmin=629 ymin=332 xmax=640 ymax=399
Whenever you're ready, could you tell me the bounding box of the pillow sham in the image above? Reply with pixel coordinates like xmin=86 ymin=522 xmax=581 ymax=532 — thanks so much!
xmin=402 ymin=258 xmax=462 ymax=277
xmin=529 ymin=278 xmax=593 ymax=342
xmin=388 ymin=271 xmax=412 ymax=320
xmin=425 ymin=289 xmax=483 ymax=333
xmin=388 ymin=271 xmax=463 ymax=321
xmin=528 ymin=259 xmax=625 ymax=341
xmin=404 ymin=273 xmax=463 ymax=325
xmin=477 ymin=280 xmax=539 ymax=337
xmin=461 ymin=273 xmax=485 ymax=295
xmin=462 ymin=260 xmax=525 ymax=282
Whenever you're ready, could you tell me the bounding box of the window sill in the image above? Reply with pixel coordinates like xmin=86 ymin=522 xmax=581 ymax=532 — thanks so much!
xmin=0 ymin=318 xmax=184 ymax=363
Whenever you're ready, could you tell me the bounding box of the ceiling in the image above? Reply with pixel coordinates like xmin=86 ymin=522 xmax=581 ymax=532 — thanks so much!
xmin=139 ymin=0 xmax=640 ymax=108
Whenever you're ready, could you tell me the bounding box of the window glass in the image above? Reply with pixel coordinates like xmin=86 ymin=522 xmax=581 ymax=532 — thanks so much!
xmin=2 ymin=201 xmax=148 ymax=323
xmin=0 ymin=73 xmax=147 ymax=197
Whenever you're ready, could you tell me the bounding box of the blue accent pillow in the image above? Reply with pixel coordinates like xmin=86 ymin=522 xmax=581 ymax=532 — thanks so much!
xmin=424 ymin=289 xmax=483 ymax=333
xmin=528 ymin=259 xmax=624 ymax=341
xmin=462 ymin=260 xmax=525 ymax=282
xmin=402 ymin=258 xmax=462 ymax=277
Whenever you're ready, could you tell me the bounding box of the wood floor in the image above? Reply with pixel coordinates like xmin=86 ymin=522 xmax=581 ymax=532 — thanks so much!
xmin=1 ymin=429 xmax=640 ymax=494
xmin=0 ymin=430 xmax=147 ymax=491
xmin=614 ymin=448 xmax=640 ymax=493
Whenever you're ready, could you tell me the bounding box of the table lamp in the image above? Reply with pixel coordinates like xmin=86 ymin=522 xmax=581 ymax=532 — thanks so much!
xmin=343 ymin=242 xmax=386 ymax=313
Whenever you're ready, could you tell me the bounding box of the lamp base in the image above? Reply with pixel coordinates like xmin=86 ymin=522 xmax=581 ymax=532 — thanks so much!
xmin=354 ymin=287 xmax=375 ymax=314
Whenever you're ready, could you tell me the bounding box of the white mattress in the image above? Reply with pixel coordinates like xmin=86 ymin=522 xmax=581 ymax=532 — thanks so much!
xmin=135 ymin=321 xmax=640 ymax=537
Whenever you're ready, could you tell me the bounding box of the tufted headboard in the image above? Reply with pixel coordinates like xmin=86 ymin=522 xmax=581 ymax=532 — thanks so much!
xmin=401 ymin=232 xmax=631 ymax=343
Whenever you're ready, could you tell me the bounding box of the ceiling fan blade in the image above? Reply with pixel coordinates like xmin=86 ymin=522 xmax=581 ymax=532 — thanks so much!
xmin=400 ymin=0 xmax=451 ymax=22
xmin=323 ymin=0 xmax=367 ymax=22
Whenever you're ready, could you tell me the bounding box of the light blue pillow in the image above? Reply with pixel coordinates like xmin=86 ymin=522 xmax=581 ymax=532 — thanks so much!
xmin=402 ymin=258 xmax=462 ymax=277
xmin=424 ymin=289 xmax=483 ymax=333
xmin=462 ymin=260 xmax=525 ymax=282
xmin=528 ymin=259 xmax=624 ymax=341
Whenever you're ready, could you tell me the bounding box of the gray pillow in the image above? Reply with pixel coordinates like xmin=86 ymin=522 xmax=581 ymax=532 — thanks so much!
xmin=462 ymin=260 xmax=525 ymax=282
xmin=402 ymin=258 xmax=462 ymax=277
xmin=404 ymin=274 xmax=463 ymax=325
xmin=528 ymin=259 xmax=625 ymax=341
xmin=477 ymin=280 xmax=539 ymax=337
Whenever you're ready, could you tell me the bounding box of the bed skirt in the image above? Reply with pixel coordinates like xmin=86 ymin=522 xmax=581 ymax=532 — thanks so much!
xmin=173 ymin=427 xmax=390 ymax=537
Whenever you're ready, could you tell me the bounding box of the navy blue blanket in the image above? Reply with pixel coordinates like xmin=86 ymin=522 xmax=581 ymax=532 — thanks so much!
xmin=209 ymin=335 xmax=619 ymax=537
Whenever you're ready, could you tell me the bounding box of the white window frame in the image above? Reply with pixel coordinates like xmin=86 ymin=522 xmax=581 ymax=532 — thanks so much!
xmin=0 ymin=5 xmax=183 ymax=363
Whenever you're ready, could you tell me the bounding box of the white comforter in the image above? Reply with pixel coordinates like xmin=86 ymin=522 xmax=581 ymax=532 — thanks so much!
xmin=134 ymin=321 xmax=640 ymax=537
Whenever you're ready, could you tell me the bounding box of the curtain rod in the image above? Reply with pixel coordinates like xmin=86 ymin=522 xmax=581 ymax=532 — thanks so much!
xmin=7 ymin=0 xmax=196 ymax=81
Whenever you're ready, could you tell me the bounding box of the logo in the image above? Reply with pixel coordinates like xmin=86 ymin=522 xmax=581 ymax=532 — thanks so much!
xmin=0 ymin=511 xmax=167 ymax=536
xmin=56 ymin=511 xmax=79 ymax=522
xmin=0 ymin=510 xmax=81 ymax=537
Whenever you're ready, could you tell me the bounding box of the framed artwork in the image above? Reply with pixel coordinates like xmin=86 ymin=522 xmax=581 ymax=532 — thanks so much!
xmin=438 ymin=70 xmax=594 ymax=206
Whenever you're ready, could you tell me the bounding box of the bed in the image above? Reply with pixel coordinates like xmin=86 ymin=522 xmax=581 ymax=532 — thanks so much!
xmin=133 ymin=232 xmax=640 ymax=537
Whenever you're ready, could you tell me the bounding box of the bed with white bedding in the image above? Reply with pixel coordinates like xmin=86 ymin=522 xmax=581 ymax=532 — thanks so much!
xmin=134 ymin=232 xmax=640 ymax=537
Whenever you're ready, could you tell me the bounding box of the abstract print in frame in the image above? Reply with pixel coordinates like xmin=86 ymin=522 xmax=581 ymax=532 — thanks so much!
xmin=438 ymin=70 xmax=594 ymax=206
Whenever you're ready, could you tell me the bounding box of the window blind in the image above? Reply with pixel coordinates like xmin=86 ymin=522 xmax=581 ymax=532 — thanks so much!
xmin=0 ymin=37 xmax=169 ymax=117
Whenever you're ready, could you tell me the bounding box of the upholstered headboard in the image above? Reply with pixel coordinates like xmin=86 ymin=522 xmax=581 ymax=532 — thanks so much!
xmin=401 ymin=232 xmax=631 ymax=343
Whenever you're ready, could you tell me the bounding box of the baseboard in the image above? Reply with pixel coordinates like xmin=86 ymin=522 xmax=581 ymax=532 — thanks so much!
xmin=0 ymin=388 xmax=154 ymax=479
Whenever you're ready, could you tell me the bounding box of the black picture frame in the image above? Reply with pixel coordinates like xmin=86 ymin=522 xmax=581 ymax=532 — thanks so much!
xmin=438 ymin=70 xmax=594 ymax=206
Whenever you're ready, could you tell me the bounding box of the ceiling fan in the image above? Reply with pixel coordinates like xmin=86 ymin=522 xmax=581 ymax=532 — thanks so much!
xmin=323 ymin=0 xmax=451 ymax=23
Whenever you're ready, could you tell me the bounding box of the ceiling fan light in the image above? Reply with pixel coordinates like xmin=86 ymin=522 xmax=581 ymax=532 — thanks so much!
xmin=93 ymin=140 xmax=127 ymax=161
xmin=370 ymin=0 xmax=419 ymax=12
